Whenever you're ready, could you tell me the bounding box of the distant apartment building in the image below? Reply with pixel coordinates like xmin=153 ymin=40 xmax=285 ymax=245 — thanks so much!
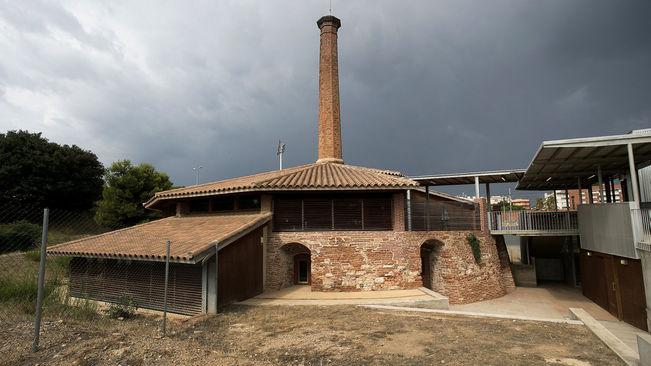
xmin=544 ymin=182 xmax=622 ymax=210
xmin=457 ymin=194 xmax=531 ymax=210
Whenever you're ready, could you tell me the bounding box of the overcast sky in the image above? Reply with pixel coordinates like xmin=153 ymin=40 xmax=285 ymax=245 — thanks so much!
xmin=1 ymin=1 xmax=650 ymax=198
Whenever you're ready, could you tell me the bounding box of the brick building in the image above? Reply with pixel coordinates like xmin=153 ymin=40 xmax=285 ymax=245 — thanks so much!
xmin=49 ymin=15 xmax=514 ymax=315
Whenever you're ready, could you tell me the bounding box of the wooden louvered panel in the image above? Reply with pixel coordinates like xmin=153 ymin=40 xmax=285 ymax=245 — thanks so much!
xmin=303 ymin=198 xmax=332 ymax=230
xmin=363 ymin=198 xmax=392 ymax=230
xmin=69 ymin=258 xmax=202 ymax=315
xmin=409 ymin=200 xmax=479 ymax=231
xmin=273 ymin=194 xmax=394 ymax=232
xmin=333 ymin=199 xmax=362 ymax=230
xmin=273 ymin=198 xmax=302 ymax=231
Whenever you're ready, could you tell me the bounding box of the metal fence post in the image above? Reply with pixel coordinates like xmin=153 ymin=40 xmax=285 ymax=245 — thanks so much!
xmin=162 ymin=240 xmax=171 ymax=336
xmin=32 ymin=208 xmax=49 ymax=352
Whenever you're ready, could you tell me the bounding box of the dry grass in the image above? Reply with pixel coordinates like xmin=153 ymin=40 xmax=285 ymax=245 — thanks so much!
xmin=1 ymin=305 xmax=623 ymax=366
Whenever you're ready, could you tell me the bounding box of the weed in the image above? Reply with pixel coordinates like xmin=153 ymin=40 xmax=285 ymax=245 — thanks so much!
xmin=104 ymin=296 xmax=138 ymax=319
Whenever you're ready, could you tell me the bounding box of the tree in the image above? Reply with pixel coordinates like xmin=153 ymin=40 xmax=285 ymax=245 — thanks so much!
xmin=95 ymin=160 xmax=173 ymax=229
xmin=494 ymin=199 xmax=525 ymax=211
xmin=0 ymin=130 xmax=104 ymax=212
xmin=535 ymin=195 xmax=557 ymax=211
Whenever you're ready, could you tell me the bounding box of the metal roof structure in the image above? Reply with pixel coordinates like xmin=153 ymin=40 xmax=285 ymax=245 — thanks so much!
xmin=409 ymin=170 xmax=525 ymax=186
xmin=517 ymin=130 xmax=651 ymax=190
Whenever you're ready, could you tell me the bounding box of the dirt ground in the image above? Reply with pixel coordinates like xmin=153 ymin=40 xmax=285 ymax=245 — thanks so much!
xmin=2 ymin=305 xmax=623 ymax=366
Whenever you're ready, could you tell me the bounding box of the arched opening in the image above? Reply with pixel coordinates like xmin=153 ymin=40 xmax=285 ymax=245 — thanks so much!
xmin=420 ymin=239 xmax=444 ymax=291
xmin=280 ymin=243 xmax=311 ymax=287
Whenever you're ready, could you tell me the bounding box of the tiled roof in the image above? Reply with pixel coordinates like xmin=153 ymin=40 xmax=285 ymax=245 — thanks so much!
xmin=144 ymin=162 xmax=419 ymax=208
xmin=47 ymin=213 xmax=271 ymax=263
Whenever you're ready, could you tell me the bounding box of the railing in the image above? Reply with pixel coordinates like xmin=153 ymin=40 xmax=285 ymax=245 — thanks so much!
xmin=632 ymin=208 xmax=651 ymax=252
xmin=406 ymin=201 xmax=481 ymax=231
xmin=489 ymin=210 xmax=578 ymax=235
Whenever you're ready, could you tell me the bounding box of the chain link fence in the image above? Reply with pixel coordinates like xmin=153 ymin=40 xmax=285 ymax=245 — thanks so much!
xmin=0 ymin=204 xmax=180 ymax=354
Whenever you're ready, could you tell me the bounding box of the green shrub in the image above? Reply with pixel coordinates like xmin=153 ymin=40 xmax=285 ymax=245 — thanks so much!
xmin=24 ymin=250 xmax=41 ymax=262
xmin=0 ymin=275 xmax=57 ymax=306
xmin=467 ymin=233 xmax=481 ymax=263
xmin=104 ymin=296 xmax=138 ymax=319
xmin=0 ymin=220 xmax=41 ymax=253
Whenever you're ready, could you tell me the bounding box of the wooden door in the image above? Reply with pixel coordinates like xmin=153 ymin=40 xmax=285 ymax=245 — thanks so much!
xmin=615 ymin=258 xmax=648 ymax=331
xmin=603 ymin=256 xmax=619 ymax=317
xmin=218 ymin=227 xmax=264 ymax=308
xmin=581 ymin=251 xmax=610 ymax=311
xmin=580 ymin=250 xmax=648 ymax=331
xmin=294 ymin=254 xmax=311 ymax=285
xmin=421 ymin=247 xmax=432 ymax=289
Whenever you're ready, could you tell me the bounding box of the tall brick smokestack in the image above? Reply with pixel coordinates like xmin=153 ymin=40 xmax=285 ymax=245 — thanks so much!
xmin=316 ymin=15 xmax=343 ymax=164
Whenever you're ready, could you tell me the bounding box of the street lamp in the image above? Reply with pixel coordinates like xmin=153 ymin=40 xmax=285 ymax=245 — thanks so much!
xmin=193 ymin=166 xmax=203 ymax=185
xmin=277 ymin=140 xmax=286 ymax=170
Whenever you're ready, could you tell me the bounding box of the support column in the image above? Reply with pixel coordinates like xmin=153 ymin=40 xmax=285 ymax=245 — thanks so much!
xmin=588 ymin=184 xmax=594 ymax=204
xmin=628 ymin=143 xmax=640 ymax=208
xmin=610 ymin=177 xmax=617 ymax=202
xmin=597 ymin=165 xmax=604 ymax=203
xmin=485 ymin=183 xmax=492 ymax=211
xmin=425 ymin=185 xmax=430 ymax=231
xmin=565 ymin=189 xmax=570 ymax=210
xmin=474 ymin=176 xmax=480 ymax=200
xmin=406 ymin=190 xmax=412 ymax=231
xmin=577 ymin=177 xmax=582 ymax=206
xmin=262 ymin=225 xmax=268 ymax=289
xmin=605 ymin=176 xmax=612 ymax=203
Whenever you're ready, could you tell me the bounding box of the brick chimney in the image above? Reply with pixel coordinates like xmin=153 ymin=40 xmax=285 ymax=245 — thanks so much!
xmin=316 ymin=15 xmax=344 ymax=164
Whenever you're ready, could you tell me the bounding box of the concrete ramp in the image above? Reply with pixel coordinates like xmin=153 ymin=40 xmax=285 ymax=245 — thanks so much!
xmin=385 ymin=287 xmax=449 ymax=310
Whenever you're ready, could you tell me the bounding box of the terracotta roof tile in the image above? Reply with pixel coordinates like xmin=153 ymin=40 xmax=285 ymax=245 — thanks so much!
xmin=47 ymin=213 xmax=271 ymax=263
xmin=145 ymin=162 xmax=418 ymax=207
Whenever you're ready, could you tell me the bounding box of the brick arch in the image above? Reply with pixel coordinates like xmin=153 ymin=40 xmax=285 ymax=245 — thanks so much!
xmin=279 ymin=243 xmax=311 ymax=288
xmin=420 ymin=239 xmax=445 ymax=293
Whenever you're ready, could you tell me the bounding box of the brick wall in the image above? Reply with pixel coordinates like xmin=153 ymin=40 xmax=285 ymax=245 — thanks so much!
xmin=392 ymin=192 xmax=405 ymax=231
xmin=266 ymin=230 xmax=513 ymax=304
xmin=316 ymin=16 xmax=343 ymax=163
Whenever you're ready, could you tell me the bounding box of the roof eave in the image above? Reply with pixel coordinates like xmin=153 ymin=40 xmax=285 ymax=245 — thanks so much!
xmin=145 ymin=185 xmax=419 ymax=207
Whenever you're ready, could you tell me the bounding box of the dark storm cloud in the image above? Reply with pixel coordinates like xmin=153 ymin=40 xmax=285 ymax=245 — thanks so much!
xmin=1 ymin=1 xmax=650 ymax=198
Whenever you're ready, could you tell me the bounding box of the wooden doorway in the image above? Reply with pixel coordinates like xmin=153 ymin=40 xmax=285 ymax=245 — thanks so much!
xmin=580 ymin=250 xmax=648 ymax=330
xmin=294 ymin=253 xmax=311 ymax=285
xmin=421 ymin=246 xmax=432 ymax=289
xmin=420 ymin=240 xmax=442 ymax=290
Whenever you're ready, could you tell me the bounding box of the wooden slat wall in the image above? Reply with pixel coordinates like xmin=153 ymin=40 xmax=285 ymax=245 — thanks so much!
xmin=217 ymin=227 xmax=264 ymax=308
xmin=69 ymin=258 xmax=203 ymax=315
xmin=273 ymin=194 xmax=393 ymax=231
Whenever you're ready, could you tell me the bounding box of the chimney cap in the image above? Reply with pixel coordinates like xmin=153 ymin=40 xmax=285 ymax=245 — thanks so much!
xmin=317 ymin=15 xmax=341 ymax=29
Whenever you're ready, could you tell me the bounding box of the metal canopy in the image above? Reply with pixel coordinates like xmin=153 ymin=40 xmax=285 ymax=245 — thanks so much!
xmin=517 ymin=131 xmax=651 ymax=190
xmin=410 ymin=169 xmax=525 ymax=186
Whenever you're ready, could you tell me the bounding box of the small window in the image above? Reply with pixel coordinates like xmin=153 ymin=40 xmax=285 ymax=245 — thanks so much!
xmin=212 ymin=197 xmax=235 ymax=211
xmin=238 ymin=195 xmax=261 ymax=210
xmin=189 ymin=199 xmax=209 ymax=213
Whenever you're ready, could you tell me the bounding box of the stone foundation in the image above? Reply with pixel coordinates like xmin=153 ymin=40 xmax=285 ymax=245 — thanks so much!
xmin=265 ymin=230 xmax=514 ymax=304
